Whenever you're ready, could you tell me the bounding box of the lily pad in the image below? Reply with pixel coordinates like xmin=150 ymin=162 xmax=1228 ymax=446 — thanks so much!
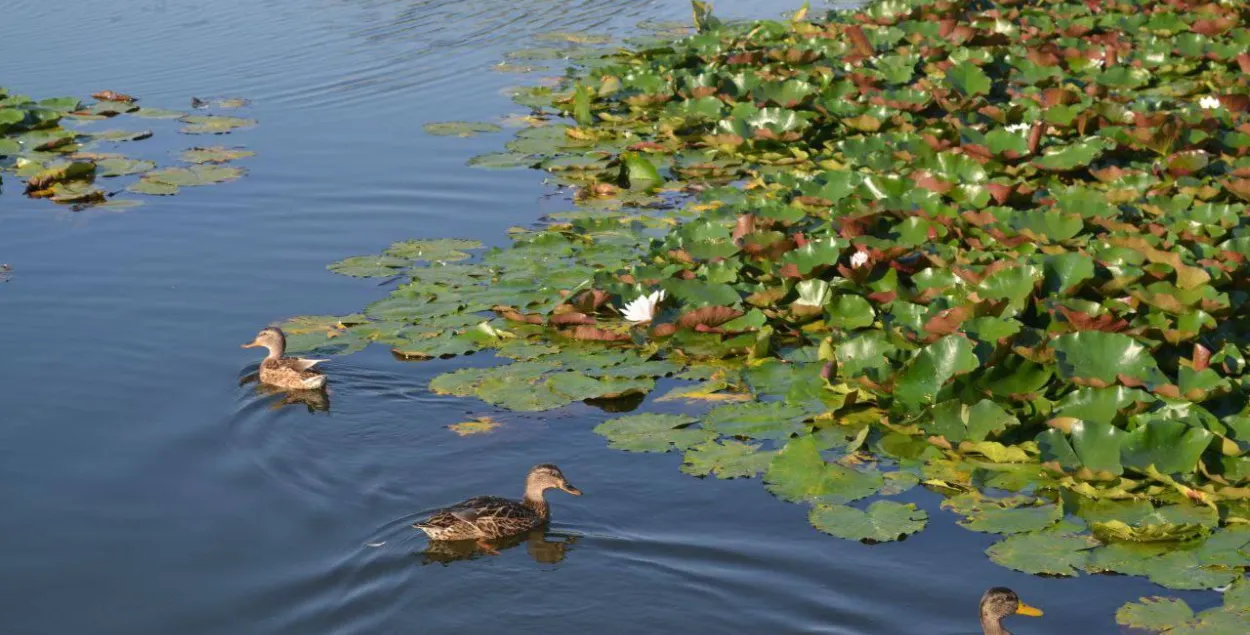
xmin=181 ymin=146 xmax=255 ymax=164
xmin=594 ymin=413 xmax=712 ymax=452
xmin=702 ymin=401 xmax=809 ymax=441
xmin=809 ymin=500 xmax=928 ymax=542
xmin=95 ymin=157 xmax=155 ymax=177
xmin=179 ymin=115 xmax=256 ymax=134
xmin=141 ymin=164 xmax=244 ymax=186
xmin=765 ymin=435 xmax=883 ymax=504
xmin=985 ymin=533 xmax=1098 ymax=576
xmin=681 ymin=439 xmax=774 ymax=478
xmin=423 ymin=121 xmax=503 ymax=137
xmin=467 ymin=151 xmax=535 ymax=169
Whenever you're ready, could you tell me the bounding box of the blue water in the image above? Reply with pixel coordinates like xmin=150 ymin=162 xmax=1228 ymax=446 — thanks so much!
xmin=0 ymin=1 xmax=1211 ymax=633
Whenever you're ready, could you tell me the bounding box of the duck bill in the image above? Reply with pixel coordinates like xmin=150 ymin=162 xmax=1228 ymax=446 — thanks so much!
xmin=241 ymin=339 xmax=261 ymax=349
xmin=562 ymin=483 xmax=583 ymax=496
xmin=1016 ymin=603 xmax=1043 ymax=617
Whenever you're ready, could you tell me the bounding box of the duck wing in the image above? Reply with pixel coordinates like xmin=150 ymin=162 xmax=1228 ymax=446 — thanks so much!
xmin=416 ymin=496 xmax=540 ymax=539
xmin=290 ymin=358 xmax=327 ymax=371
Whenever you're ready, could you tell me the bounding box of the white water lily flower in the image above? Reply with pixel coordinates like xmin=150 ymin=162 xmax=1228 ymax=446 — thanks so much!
xmin=622 ymin=289 xmax=665 ymax=323
xmin=1005 ymin=123 xmax=1031 ymax=135
xmin=1199 ymin=95 xmax=1222 ymax=110
xmin=850 ymin=251 xmax=869 ymax=269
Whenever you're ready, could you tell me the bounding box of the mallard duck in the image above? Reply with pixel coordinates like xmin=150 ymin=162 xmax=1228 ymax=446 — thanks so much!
xmin=980 ymin=587 xmax=1042 ymax=635
xmin=241 ymin=327 xmax=327 ymax=390
xmin=414 ymin=464 xmax=581 ymax=547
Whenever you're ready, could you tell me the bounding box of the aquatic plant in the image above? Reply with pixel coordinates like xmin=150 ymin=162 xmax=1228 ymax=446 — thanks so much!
xmin=0 ymin=86 xmax=255 ymax=209
xmin=283 ymin=0 xmax=1250 ymax=607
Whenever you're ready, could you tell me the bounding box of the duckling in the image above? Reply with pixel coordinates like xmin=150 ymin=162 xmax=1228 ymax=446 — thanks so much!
xmin=414 ymin=464 xmax=582 ymax=549
xmin=241 ymin=327 xmax=327 ymax=390
xmin=980 ymin=587 xmax=1042 ymax=635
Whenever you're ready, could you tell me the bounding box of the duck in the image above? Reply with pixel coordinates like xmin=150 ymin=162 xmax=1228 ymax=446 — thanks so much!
xmin=980 ymin=587 xmax=1042 ymax=635
xmin=241 ymin=327 xmax=327 ymax=390
xmin=414 ymin=464 xmax=582 ymax=549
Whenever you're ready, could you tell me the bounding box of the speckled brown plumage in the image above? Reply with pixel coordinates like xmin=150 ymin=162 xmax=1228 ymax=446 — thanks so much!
xmin=415 ymin=464 xmax=581 ymax=542
xmin=416 ymin=496 xmax=546 ymax=541
xmin=242 ymin=327 xmax=327 ymax=390
xmin=258 ymin=357 xmax=326 ymax=390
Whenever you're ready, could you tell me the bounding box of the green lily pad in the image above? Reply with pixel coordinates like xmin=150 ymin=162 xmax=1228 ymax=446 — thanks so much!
xmin=423 ymin=121 xmax=503 ymax=137
xmin=385 ymin=238 xmax=481 ymax=262
xmin=957 ymin=500 xmax=1061 ymax=535
xmin=1052 ymin=332 xmax=1168 ymax=387
xmin=1116 ymin=597 xmax=1196 ymax=632
xmin=703 ymin=401 xmax=809 ymax=441
xmin=681 ymin=439 xmax=775 ymax=478
xmin=126 ymin=179 xmax=179 ymax=196
xmin=810 ymin=500 xmax=928 ymax=542
xmin=893 ymin=335 xmax=979 ymax=410
xmin=946 ymin=62 xmax=991 ymax=97
xmin=927 ymin=399 xmax=1018 ymax=443
xmin=467 ymin=151 xmax=535 ymax=169
xmin=96 ymin=157 xmax=155 ymax=177
xmin=131 ymin=107 xmax=185 ymax=119
xmin=141 ymin=164 xmax=244 ymax=186
xmin=765 ymin=435 xmax=883 ymax=504
xmin=179 ymin=115 xmax=256 ymax=134
xmin=985 ymin=533 xmax=1098 ymax=576
xmin=327 ymin=255 xmax=410 ymax=277
xmin=594 ymin=413 xmax=712 ymax=452
xmin=181 ymin=146 xmax=255 ymax=164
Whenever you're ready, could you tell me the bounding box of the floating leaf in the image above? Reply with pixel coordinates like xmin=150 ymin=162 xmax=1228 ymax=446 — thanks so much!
xmin=141 ymin=164 xmax=244 ymax=187
xmin=1052 ymin=332 xmax=1168 ymax=387
xmin=946 ymin=62 xmax=991 ymax=97
xmin=181 ymin=146 xmax=255 ymax=164
xmin=179 ymin=115 xmax=256 ymax=134
xmin=423 ymin=121 xmax=503 ymax=137
xmin=893 ymin=335 xmax=979 ymax=410
xmin=765 ymin=435 xmax=883 ymax=504
xmin=681 ymin=439 xmax=774 ymax=478
xmin=809 ymin=500 xmax=927 ymax=542
xmin=703 ymin=401 xmax=809 ymax=441
xmin=96 ymin=157 xmax=155 ymax=177
xmin=958 ymin=503 xmax=1061 ymax=535
xmin=986 ymin=533 xmax=1098 ymax=576
xmin=594 ymin=413 xmax=711 ymax=452
xmin=385 ymin=238 xmax=481 ymax=262
xmin=467 ymin=151 xmax=535 ymax=169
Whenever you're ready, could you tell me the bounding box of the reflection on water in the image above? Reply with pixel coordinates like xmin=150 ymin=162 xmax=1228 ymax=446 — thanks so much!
xmin=240 ymin=372 xmax=333 ymax=412
xmin=420 ymin=529 xmax=579 ymax=566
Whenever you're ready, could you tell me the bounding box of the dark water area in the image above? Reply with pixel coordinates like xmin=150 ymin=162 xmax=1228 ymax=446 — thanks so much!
xmin=0 ymin=1 xmax=1219 ymax=633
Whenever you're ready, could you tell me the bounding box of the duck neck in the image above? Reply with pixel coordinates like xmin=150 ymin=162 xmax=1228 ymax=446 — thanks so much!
xmin=263 ymin=342 xmax=283 ymax=360
xmin=980 ymin=616 xmax=1009 ymax=635
xmin=522 ymin=485 xmax=550 ymax=520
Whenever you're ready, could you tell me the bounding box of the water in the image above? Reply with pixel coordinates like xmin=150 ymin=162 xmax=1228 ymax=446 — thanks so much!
xmin=0 ymin=1 xmax=1216 ymax=633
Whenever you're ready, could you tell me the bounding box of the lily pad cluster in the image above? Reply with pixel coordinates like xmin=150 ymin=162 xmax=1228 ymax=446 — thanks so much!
xmin=281 ymin=0 xmax=1250 ymax=600
xmin=0 ymin=86 xmax=255 ymax=209
xmin=1117 ymin=577 xmax=1250 ymax=633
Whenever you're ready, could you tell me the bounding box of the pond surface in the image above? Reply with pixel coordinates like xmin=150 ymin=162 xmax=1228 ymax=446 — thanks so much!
xmin=0 ymin=1 xmax=1216 ymax=633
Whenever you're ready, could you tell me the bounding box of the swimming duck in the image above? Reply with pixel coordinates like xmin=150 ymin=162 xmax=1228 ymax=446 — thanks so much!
xmin=241 ymin=327 xmax=327 ymax=390
xmin=980 ymin=587 xmax=1042 ymax=635
xmin=414 ymin=464 xmax=581 ymax=547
